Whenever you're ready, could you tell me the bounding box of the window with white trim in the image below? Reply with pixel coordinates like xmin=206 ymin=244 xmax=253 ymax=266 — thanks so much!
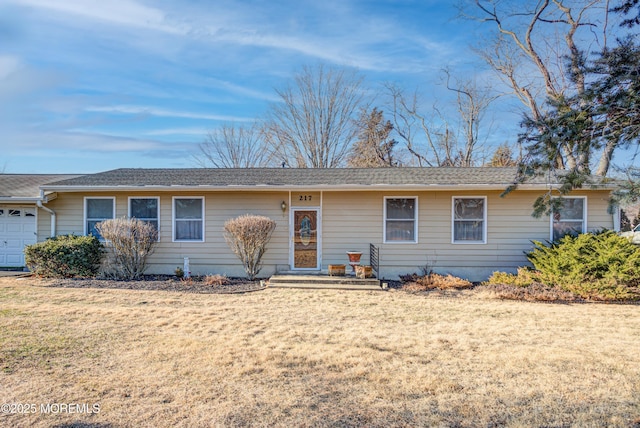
xmin=384 ymin=197 xmax=417 ymax=243
xmin=552 ymin=197 xmax=586 ymax=241
xmin=129 ymin=197 xmax=159 ymax=232
xmin=85 ymin=197 xmax=115 ymax=239
xmin=173 ymin=197 xmax=204 ymax=241
xmin=452 ymin=197 xmax=486 ymax=244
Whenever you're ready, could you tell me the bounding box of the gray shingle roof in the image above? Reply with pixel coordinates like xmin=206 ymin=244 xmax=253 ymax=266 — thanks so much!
xmin=0 ymin=174 xmax=82 ymax=199
xmin=41 ymin=167 xmax=611 ymax=190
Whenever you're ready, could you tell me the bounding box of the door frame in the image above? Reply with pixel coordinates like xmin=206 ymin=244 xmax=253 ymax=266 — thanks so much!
xmin=289 ymin=206 xmax=321 ymax=271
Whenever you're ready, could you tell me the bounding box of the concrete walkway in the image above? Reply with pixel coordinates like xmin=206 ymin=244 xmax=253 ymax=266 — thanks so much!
xmin=268 ymin=274 xmax=382 ymax=291
xmin=0 ymin=270 xmax=31 ymax=277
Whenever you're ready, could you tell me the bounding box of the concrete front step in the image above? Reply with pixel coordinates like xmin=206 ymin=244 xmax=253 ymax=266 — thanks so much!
xmin=269 ymin=274 xmax=382 ymax=290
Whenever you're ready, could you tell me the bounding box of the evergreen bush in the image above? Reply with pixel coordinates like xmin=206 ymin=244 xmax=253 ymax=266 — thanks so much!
xmin=24 ymin=234 xmax=103 ymax=278
xmin=484 ymin=268 xmax=538 ymax=287
xmin=527 ymin=230 xmax=640 ymax=300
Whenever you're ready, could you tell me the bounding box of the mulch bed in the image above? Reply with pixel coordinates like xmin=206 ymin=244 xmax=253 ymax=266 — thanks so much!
xmin=34 ymin=275 xmax=266 ymax=294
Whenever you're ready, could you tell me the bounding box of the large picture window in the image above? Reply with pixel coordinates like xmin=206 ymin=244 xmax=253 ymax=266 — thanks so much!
xmin=85 ymin=197 xmax=115 ymax=239
xmin=129 ymin=197 xmax=159 ymax=232
xmin=384 ymin=197 xmax=417 ymax=243
xmin=452 ymin=197 xmax=486 ymax=244
xmin=173 ymin=197 xmax=204 ymax=242
xmin=552 ymin=197 xmax=586 ymax=241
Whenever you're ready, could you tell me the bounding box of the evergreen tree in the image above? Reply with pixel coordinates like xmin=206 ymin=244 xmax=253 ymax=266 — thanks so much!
xmin=347 ymin=108 xmax=399 ymax=167
xmin=512 ymin=2 xmax=640 ymax=216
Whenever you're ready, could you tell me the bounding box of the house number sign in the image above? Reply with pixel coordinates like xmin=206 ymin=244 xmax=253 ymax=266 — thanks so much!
xmin=293 ymin=192 xmax=319 ymax=205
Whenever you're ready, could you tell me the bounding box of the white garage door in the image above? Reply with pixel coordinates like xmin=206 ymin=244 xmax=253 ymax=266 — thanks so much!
xmin=0 ymin=206 xmax=37 ymax=267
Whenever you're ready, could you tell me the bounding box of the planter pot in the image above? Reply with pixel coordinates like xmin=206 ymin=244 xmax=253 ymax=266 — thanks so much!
xmin=328 ymin=264 xmax=346 ymax=276
xmin=356 ymin=265 xmax=373 ymax=279
xmin=346 ymin=251 xmax=362 ymax=274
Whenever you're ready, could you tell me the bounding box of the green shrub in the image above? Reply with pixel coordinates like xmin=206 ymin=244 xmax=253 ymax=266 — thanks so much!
xmin=527 ymin=230 xmax=640 ymax=301
xmin=174 ymin=267 xmax=184 ymax=279
xmin=24 ymin=235 xmax=103 ymax=278
xmin=484 ymin=268 xmax=538 ymax=287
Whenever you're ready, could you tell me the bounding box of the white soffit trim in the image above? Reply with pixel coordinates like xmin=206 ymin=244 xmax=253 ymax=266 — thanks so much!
xmin=38 ymin=183 xmax=614 ymax=193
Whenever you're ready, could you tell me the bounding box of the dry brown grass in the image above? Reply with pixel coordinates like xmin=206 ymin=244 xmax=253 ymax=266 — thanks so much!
xmin=1 ymin=276 xmax=639 ymax=427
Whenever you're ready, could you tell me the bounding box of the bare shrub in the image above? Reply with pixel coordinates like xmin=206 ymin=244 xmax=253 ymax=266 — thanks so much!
xmin=204 ymin=274 xmax=230 ymax=287
xmin=401 ymin=272 xmax=473 ymax=291
xmin=96 ymin=217 xmax=158 ymax=280
xmin=223 ymin=214 xmax=276 ymax=280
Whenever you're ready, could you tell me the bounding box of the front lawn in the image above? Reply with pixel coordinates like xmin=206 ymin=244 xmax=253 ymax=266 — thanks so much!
xmin=1 ymin=277 xmax=639 ymax=427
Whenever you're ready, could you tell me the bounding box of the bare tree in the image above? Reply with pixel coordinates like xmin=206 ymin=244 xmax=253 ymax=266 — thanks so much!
xmin=265 ymin=64 xmax=366 ymax=168
xmin=443 ymin=69 xmax=500 ymax=166
xmin=348 ymin=108 xmax=399 ymax=167
xmin=385 ymin=82 xmax=446 ymax=167
xmin=465 ymin=0 xmax=615 ymax=175
xmin=384 ymin=71 xmax=498 ymax=167
xmin=195 ymin=122 xmax=272 ymax=168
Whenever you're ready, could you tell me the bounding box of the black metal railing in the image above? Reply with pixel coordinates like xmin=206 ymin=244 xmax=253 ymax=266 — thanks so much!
xmin=370 ymin=243 xmax=379 ymax=278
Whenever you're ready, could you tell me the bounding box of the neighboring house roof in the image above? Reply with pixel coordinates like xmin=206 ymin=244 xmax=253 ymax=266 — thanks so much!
xmin=0 ymin=174 xmax=83 ymax=203
xmin=40 ymin=167 xmax=614 ymax=192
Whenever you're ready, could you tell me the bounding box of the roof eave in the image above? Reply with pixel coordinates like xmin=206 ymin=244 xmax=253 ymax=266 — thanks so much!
xmin=39 ymin=183 xmax=615 ymax=192
xmin=0 ymin=197 xmax=43 ymax=204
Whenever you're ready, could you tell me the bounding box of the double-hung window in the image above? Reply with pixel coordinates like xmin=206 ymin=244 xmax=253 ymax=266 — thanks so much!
xmin=552 ymin=197 xmax=586 ymax=241
xmin=173 ymin=197 xmax=204 ymax=242
xmin=452 ymin=197 xmax=487 ymax=244
xmin=384 ymin=197 xmax=417 ymax=243
xmin=129 ymin=197 xmax=159 ymax=232
xmin=85 ymin=197 xmax=115 ymax=239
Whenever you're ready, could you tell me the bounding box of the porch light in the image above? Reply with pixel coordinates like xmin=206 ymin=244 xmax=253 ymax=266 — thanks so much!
xmin=281 ymin=201 xmax=287 ymax=213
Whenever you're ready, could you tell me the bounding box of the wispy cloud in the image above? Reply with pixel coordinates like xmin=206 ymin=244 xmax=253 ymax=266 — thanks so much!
xmin=145 ymin=127 xmax=210 ymax=136
xmin=10 ymin=0 xmax=450 ymax=73
xmin=17 ymin=0 xmax=187 ymax=35
xmin=0 ymin=0 xmax=497 ymax=173
xmin=0 ymin=55 xmax=20 ymax=79
xmin=85 ymin=105 xmax=253 ymax=122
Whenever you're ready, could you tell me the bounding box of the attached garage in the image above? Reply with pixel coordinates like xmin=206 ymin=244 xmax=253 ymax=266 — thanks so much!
xmin=0 ymin=206 xmax=37 ymax=267
xmin=0 ymin=174 xmax=81 ymax=269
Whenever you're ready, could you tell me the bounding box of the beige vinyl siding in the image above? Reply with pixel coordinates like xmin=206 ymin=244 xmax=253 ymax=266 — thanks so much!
xmin=39 ymin=191 xmax=289 ymax=277
xmin=320 ymin=189 xmax=614 ymax=281
xmin=37 ymin=188 xmax=614 ymax=281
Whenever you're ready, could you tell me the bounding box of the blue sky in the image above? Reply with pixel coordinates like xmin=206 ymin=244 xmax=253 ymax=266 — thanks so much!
xmin=1 ymin=0 xmax=533 ymax=173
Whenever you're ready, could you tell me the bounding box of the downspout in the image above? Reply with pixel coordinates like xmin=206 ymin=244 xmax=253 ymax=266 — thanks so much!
xmin=37 ymin=191 xmax=56 ymax=238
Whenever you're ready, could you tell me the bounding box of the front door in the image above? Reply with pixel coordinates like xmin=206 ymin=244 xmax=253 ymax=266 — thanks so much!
xmin=291 ymin=209 xmax=320 ymax=270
